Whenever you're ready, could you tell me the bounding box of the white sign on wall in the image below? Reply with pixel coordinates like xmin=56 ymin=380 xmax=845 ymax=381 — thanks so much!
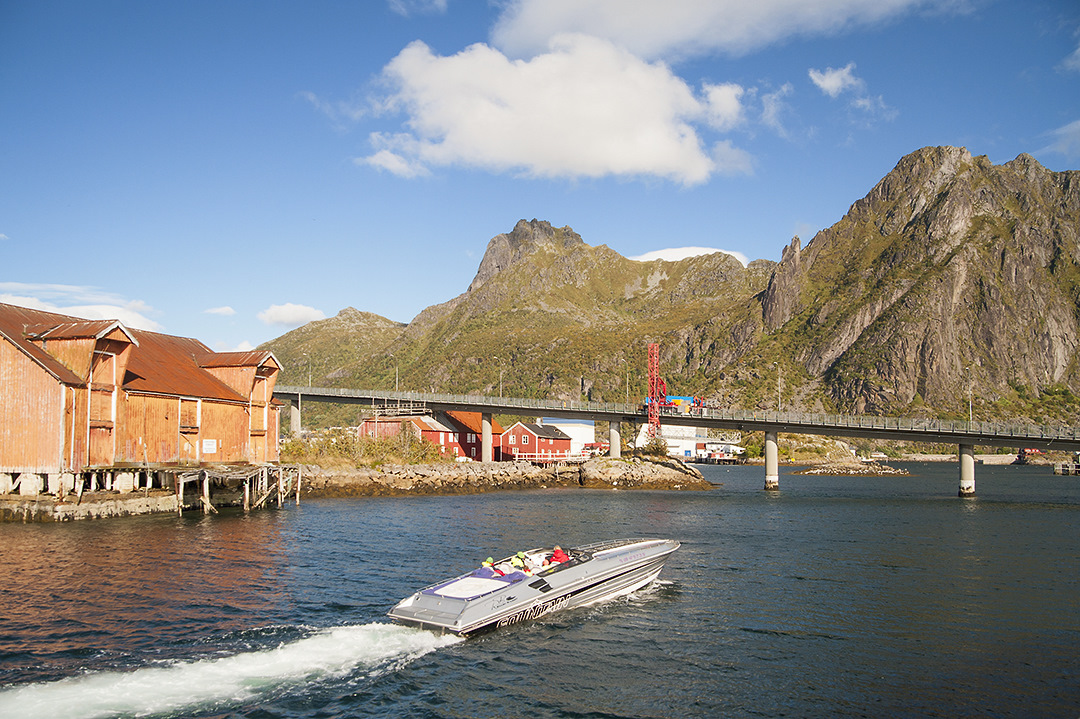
xmin=202 ymin=439 xmax=218 ymax=454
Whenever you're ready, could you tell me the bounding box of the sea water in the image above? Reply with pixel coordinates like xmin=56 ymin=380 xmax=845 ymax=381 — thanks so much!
xmin=0 ymin=462 xmax=1076 ymax=717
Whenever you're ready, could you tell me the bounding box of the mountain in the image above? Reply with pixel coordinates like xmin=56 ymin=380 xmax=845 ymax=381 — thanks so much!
xmin=759 ymin=146 xmax=1080 ymax=420
xmin=263 ymin=146 xmax=1080 ymax=425
xmin=261 ymin=307 xmax=404 ymax=386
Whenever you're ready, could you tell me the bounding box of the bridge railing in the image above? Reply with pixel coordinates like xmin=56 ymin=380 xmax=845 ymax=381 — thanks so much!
xmin=277 ymin=386 xmax=640 ymax=416
xmin=659 ymin=406 xmax=1080 ymax=442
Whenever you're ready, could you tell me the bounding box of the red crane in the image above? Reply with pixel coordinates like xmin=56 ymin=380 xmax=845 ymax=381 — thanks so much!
xmin=647 ymin=343 xmax=667 ymax=438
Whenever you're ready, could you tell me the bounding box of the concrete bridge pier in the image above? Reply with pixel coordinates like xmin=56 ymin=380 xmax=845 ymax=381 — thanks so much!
xmin=959 ymin=444 xmax=975 ymax=496
xmin=481 ymin=413 xmax=493 ymax=462
xmin=289 ymin=399 xmax=301 ymax=436
xmin=608 ymin=421 xmax=621 ymax=458
xmin=764 ymin=430 xmax=779 ymax=491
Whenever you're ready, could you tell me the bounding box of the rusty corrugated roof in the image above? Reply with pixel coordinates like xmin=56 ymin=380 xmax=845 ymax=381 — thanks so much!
xmin=30 ymin=319 xmax=138 ymax=344
xmin=124 ymin=330 xmax=246 ymax=402
xmin=198 ymin=350 xmax=281 ymax=371
xmin=0 ymin=302 xmax=252 ymax=403
xmin=0 ymin=303 xmax=87 ymax=385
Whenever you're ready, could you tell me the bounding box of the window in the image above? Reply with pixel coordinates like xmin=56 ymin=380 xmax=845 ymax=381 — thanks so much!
xmin=523 ymin=434 xmax=529 ymax=444
xmin=509 ymin=434 xmax=515 ymax=445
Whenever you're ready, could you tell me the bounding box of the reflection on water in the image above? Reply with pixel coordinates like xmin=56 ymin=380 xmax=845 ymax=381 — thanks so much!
xmin=0 ymin=512 xmax=293 ymax=680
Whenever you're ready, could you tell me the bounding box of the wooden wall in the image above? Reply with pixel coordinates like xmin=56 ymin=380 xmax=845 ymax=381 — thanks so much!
xmin=0 ymin=340 xmax=66 ymax=473
xmin=200 ymin=401 xmax=251 ymax=462
xmin=117 ymin=393 xmax=178 ymax=464
xmin=36 ymin=337 xmax=94 ymax=380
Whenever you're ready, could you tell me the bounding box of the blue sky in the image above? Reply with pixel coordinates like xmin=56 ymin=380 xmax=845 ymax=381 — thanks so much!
xmin=2 ymin=0 xmax=1079 ymax=351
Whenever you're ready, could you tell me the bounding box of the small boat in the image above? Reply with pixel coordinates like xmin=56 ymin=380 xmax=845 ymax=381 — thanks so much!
xmin=387 ymin=538 xmax=680 ymax=636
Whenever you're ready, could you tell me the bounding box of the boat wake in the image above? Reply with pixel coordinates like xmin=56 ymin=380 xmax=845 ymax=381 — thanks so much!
xmin=0 ymin=622 xmax=461 ymax=719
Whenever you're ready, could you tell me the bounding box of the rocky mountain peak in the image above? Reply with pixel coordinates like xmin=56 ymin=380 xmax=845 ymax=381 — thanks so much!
xmin=468 ymin=219 xmax=584 ymax=292
xmin=761 ymin=236 xmax=803 ymax=331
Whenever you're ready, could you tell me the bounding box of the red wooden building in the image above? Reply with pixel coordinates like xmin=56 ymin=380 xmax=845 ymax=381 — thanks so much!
xmin=0 ymin=302 xmax=281 ymax=496
xmin=500 ymin=422 xmax=572 ymax=461
xmin=358 ymin=410 xmax=503 ymax=461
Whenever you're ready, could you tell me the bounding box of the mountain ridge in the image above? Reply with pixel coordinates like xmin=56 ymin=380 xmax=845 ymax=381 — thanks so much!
xmin=262 ymin=146 xmax=1080 ymax=426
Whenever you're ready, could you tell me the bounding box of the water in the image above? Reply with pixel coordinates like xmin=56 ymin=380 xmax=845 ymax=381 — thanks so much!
xmin=0 ymin=463 xmax=1077 ymax=718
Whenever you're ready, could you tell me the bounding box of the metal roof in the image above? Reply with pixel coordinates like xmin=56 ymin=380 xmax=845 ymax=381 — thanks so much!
xmin=0 ymin=302 xmax=273 ymax=403
xmin=0 ymin=303 xmax=88 ymax=385
xmin=517 ymin=422 xmax=571 ymax=440
xmin=29 ymin=319 xmax=138 ymax=345
xmin=123 ymin=330 xmax=248 ymax=402
xmin=199 ymin=351 xmax=281 ymax=370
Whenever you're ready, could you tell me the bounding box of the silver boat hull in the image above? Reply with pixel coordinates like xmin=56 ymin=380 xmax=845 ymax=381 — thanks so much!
xmin=388 ymin=538 xmax=679 ymax=636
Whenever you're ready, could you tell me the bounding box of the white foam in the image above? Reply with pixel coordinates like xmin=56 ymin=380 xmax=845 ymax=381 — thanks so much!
xmin=0 ymin=622 xmax=461 ymax=719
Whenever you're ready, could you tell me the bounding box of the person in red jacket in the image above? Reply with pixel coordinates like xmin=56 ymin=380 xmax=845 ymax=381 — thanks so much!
xmin=550 ymin=545 xmax=570 ymax=564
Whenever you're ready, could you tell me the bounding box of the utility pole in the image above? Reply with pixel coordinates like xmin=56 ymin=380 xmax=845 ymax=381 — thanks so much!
xmin=966 ymin=365 xmax=972 ymax=423
xmin=773 ymin=362 xmax=781 ymax=412
xmin=619 ymin=358 xmax=629 ymax=404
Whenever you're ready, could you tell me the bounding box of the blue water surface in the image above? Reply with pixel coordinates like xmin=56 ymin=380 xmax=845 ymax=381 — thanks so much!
xmin=0 ymin=462 xmax=1077 ymax=718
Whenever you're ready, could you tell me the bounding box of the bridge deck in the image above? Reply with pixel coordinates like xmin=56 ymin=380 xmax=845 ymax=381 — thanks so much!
xmin=274 ymin=386 xmax=1080 ymax=451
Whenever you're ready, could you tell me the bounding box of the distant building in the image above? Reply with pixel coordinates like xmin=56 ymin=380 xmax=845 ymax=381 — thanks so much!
xmin=635 ymin=423 xmax=744 ymax=461
xmin=538 ymin=417 xmax=594 ymax=456
xmin=0 ymin=302 xmax=281 ymax=495
xmin=357 ymin=410 xmax=503 ymax=461
xmin=501 ymin=422 xmax=572 ymax=461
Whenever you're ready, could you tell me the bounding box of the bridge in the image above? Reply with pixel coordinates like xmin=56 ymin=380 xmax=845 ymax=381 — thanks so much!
xmin=274 ymin=385 xmax=1080 ymax=496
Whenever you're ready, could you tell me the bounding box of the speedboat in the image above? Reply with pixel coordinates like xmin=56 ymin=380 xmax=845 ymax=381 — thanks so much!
xmin=387 ymin=538 xmax=679 ymax=636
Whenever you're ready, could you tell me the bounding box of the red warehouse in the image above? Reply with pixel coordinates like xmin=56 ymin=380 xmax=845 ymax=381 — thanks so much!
xmin=0 ymin=302 xmax=282 ymax=496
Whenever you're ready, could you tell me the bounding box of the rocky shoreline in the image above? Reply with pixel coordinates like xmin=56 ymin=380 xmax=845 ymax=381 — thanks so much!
xmin=793 ymin=461 xmax=911 ymax=476
xmin=299 ymin=456 xmax=712 ymax=498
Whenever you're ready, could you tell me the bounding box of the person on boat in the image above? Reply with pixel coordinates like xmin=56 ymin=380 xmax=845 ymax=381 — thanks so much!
xmin=550 ymin=545 xmax=570 ymax=564
xmin=481 ymin=557 xmax=505 ymax=576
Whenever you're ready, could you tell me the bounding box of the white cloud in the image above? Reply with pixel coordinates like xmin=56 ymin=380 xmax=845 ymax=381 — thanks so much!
xmin=0 ymin=283 xmax=163 ymax=331
xmin=300 ymin=90 xmax=367 ymax=127
xmin=710 ymin=140 xmax=754 ymax=175
xmin=257 ymin=303 xmax=326 ymax=327
xmin=0 ymin=233 xmax=8 ymax=241
xmin=1039 ymin=119 xmax=1080 ymax=160
xmin=215 ymin=340 xmax=256 ymax=351
xmin=204 ymin=306 xmax=236 ymax=316
xmin=809 ymin=62 xmax=864 ymax=98
xmin=629 ymin=246 xmax=749 ymax=266
xmin=492 ymin=0 xmax=950 ymax=60
xmin=361 ymin=148 xmax=431 ymax=178
xmin=809 ymin=63 xmax=895 ymax=124
xmin=1062 ymin=40 xmax=1080 ymax=73
xmin=362 ymin=35 xmax=752 ymax=184
xmin=702 ymin=82 xmax=745 ymax=131
xmin=761 ymin=83 xmax=793 ymax=138
xmin=388 ymin=0 xmax=447 ymax=17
